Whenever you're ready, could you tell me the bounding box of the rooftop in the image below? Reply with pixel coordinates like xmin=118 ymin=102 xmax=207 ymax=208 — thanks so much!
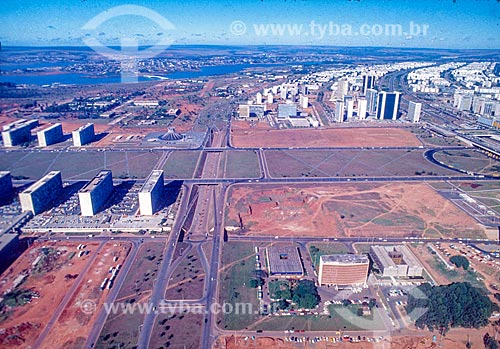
xmin=140 ymin=170 xmax=164 ymax=193
xmin=74 ymin=123 xmax=94 ymax=132
xmin=22 ymin=171 xmax=61 ymax=194
xmin=38 ymin=123 xmax=62 ymax=133
xmin=266 ymin=245 xmax=304 ymax=275
xmin=321 ymin=254 xmax=369 ymax=265
xmin=79 ymin=170 xmax=112 ymax=193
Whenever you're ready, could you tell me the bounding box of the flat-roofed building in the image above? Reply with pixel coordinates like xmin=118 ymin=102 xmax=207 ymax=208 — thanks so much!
xmin=19 ymin=171 xmax=62 ymax=215
xmin=139 ymin=170 xmax=164 ymax=216
xmin=370 ymin=245 xmax=423 ymax=278
xmin=408 ymin=101 xmax=422 ymax=123
xmin=318 ymin=254 xmax=369 ymax=286
xmin=72 ymin=123 xmax=95 ymax=146
xmin=37 ymin=123 xmax=63 ymax=147
xmin=0 ymin=171 xmax=13 ymax=204
xmin=78 ymin=170 xmax=113 ymax=216
xmin=2 ymin=119 xmax=39 ymax=147
xmin=265 ymin=245 xmax=304 ymax=278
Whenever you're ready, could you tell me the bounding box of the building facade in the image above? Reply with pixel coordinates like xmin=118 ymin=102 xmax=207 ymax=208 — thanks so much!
xmin=376 ymin=92 xmax=401 ymax=120
xmin=72 ymin=123 xmax=95 ymax=146
xmin=2 ymin=119 xmax=39 ymax=147
xmin=19 ymin=171 xmax=63 ymax=215
xmin=318 ymin=254 xmax=369 ymax=286
xmin=78 ymin=170 xmax=114 ymax=216
xmin=408 ymin=101 xmax=422 ymax=123
xmin=138 ymin=170 xmax=164 ymax=216
xmin=37 ymin=123 xmax=63 ymax=147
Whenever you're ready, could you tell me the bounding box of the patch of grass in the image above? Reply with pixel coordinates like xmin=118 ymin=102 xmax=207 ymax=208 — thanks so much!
xmin=219 ymin=242 xmax=260 ymax=330
xmin=308 ymin=243 xmax=350 ymax=271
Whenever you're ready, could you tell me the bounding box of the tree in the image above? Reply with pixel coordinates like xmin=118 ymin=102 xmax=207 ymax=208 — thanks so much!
xmin=291 ymin=280 xmax=321 ymax=309
xmin=450 ymin=255 xmax=470 ymax=270
xmin=357 ymin=308 xmax=364 ymax=317
xmin=484 ymin=333 xmax=499 ymax=349
xmin=407 ymin=282 xmax=493 ymax=333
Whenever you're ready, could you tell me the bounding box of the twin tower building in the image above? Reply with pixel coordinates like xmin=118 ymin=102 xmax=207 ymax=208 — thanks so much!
xmin=18 ymin=170 xmax=165 ymax=216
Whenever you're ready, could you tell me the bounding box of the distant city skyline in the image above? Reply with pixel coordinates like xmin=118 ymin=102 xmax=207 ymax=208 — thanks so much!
xmin=1 ymin=0 xmax=499 ymax=49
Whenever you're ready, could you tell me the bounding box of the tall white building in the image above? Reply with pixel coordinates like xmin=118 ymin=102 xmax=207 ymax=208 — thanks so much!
xmin=299 ymin=95 xmax=309 ymax=109
xmin=139 ymin=170 xmax=164 ymax=216
xmin=72 ymin=123 xmax=95 ymax=146
xmin=37 ymin=123 xmax=63 ymax=147
xmin=78 ymin=170 xmax=114 ymax=216
xmin=19 ymin=171 xmax=62 ymax=215
xmin=346 ymin=99 xmax=354 ymax=120
xmin=408 ymin=101 xmax=422 ymax=123
xmin=267 ymin=93 xmax=273 ymax=104
xmin=256 ymin=92 xmax=263 ymax=104
xmin=357 ymin=98 xmax=367 ymax=120
xmin=334 ymin=100 xmax=345 ymax=123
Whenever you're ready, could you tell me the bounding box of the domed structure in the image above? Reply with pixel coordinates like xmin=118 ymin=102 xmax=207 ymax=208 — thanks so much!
xmin=159 ymin=128 xmax=184 ymax=141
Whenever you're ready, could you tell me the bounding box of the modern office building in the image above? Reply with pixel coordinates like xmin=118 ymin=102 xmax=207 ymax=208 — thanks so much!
xmin=0 ymin=171 xmax=13 ymax=204
xmin=344 ymin=96 xmax=354 ymax=120
xmin=267 ymin=93 xmax=273 ymax=104
xmin=357 ymin=98 xmax=367 ymax=120
xmin=19 ymin=171 xmax=63 ymax=215
xmin=299 ymin=95 xmax=309 ymax=109
xmin=408 ymin=101 xmax=422 ymax=123
xmin=278 ymin=103 xmax=297 ymax=119
xmin=78 ymin=170 xmax=114 ymax=216
xmin=376 ymin=91 xmax=401 ymax=120
xmin=362 ymin=75 xmax=375 ymax=95
xmin=265 ymin=245 xmax=304 ymax=278
xmin=256 ymin=92 xmax=263 ymax=105
xmin=139 ymin=170 xmax=164 ymax=216
xmin=72 ymin=123 xmax=95 ymax=146
xmin=335 ymin=79 xmax=349 ymax=99
xmin=1 ymin=119 xmax=39 ymax=147
xmin=366 ymin=89 xmax=378 ymax=114
xmin=370 ymin=245 xmax=424 ymax=278
xmin=455 ymin=94 xmax=473 ymax=112
xmin=37 ymin=123 xmax=63 ymax=147
xmin=335 ymin=100 xmax=345 ymax=123
xmin=238 ymin=104 xmax=265 ymax=118
xmin=318 ymin=254 xmax=370 ymax=286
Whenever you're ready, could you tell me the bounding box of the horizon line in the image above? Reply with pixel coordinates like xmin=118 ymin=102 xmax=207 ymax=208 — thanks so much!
xmin=1 ymin=44 xmax=500 ymax=52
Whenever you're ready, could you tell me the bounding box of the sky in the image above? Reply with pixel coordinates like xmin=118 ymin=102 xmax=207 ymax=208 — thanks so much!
xmin=1 ymin=0 xmax=499 ymax=49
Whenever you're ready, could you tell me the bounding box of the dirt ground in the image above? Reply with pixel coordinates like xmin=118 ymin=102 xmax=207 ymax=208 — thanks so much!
xmin=230 ymin=126 xmax=422 ymax=148
xmin=225 ymin=183 xmax=486 ymax=239
xmin=39 ymin=241 xmax=131 ymax=349
xmin=0 ymin=241 xmax=100 ymax=348
xmin=216 ymin=328 xmax=489 ymax=348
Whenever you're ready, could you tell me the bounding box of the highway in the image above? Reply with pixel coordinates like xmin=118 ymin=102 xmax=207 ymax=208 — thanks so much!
xmin=200 ymin=185 xmax=227 ymax=349
xmin=135 ymin=184 xmax=192 ymax=349
xmin=84 ymin=239 xmax=142 ymax=348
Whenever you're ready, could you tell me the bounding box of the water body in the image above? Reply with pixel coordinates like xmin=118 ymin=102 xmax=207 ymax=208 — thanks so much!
xmin=0 ymin=61 xmax=326 ymax=85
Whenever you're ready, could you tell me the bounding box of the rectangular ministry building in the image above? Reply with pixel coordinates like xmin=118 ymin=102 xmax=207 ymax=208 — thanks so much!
xmin=318 ymin=254 xmax=369 ymax=286
xmin=72 ymin=123 xmax=95 ymax=146
xmin=139 ymin=170 xmax=164 ymax=216
xmin=2 ymin=119 xmax=39 ymax=147
xmin=37 ymin=123 xmax=63 ymax=147
xmin=78 ymin=170 xmax=114 ymax=216
xmin=19 ymin=171 xmax=63 ymax=215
